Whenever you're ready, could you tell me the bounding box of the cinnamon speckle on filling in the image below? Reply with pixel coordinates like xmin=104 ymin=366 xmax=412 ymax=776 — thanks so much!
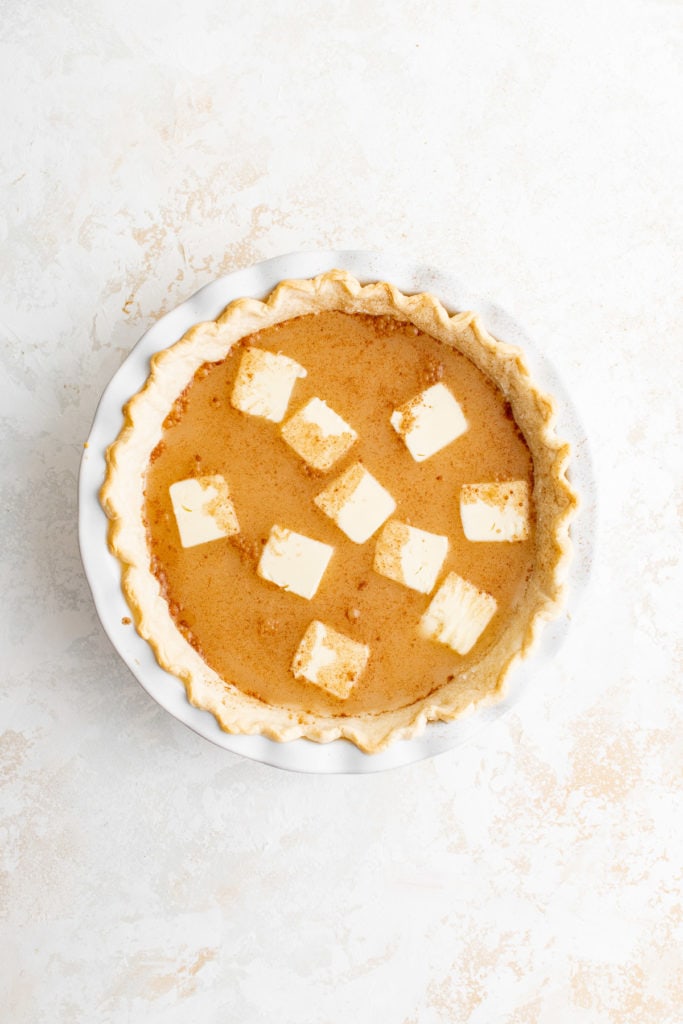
xmin=423 ymin=357 xmax=445 ymax=384
xmin=300 ymin=463 xmax=324 ymax=479
xmin=228 ymin=533 xmax=260 ymax=565
xmin=143 ymin=311 xmax=534 ymax=717
xmin=162 ymin=387 xmax=190 ymax=429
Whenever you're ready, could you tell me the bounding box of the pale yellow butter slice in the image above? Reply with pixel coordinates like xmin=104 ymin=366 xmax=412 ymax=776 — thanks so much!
xmin=373 ymin=520 xmax=449 ymax=594
xmin=460 ymin=481 xmax=530 ymax=542
xmin=390 ymin=382 xmax=468 ymax=462
xmin=169 ymin=475 xmax=239 ymax=549
xmin=231 ymin=347 xmax=307 ymax=423
xmin=314 ymin=462 xmax=396 ymax=544
xmin=419 ymin=572 xmax=497 ymax=655
xmin=292 ymin=620 xmax=370 ymax=699
xmin=257 ymin=525 xmax=334 ymax=600
xmin=281 ymin=397 xmax=357 ymax=471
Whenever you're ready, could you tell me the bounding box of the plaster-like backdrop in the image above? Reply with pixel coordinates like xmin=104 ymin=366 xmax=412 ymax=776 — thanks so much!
xmin=1 ymin=1 xmax=681 ymax=1021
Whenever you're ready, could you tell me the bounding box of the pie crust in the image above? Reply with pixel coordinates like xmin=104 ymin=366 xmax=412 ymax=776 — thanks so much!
xmin=101 ymin=270 xmax=578 ymax=752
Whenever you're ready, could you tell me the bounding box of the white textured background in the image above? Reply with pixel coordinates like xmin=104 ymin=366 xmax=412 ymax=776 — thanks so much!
xmin=2 ymin=1 xmax=682 ymax=1021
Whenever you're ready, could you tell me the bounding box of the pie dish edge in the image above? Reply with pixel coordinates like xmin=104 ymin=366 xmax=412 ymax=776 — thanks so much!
xmin=100 ymin=269 xmax=579 ymax=753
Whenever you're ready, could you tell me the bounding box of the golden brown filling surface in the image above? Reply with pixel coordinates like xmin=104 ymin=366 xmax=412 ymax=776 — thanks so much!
xmin=144 ymin=312 xmax=534 ymax=716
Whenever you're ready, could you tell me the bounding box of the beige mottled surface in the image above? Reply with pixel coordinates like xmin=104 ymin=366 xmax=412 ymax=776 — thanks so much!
xmin=1 ymin=1 xmax=682 ymax=1021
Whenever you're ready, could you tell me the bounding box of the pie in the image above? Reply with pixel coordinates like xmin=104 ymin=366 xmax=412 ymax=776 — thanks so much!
xmin=101 ymin=270 xmax=578 ymax=752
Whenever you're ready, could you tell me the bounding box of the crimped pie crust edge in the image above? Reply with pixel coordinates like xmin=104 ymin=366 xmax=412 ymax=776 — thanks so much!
xmin=100 ymin=269 xmax=579 ymax=753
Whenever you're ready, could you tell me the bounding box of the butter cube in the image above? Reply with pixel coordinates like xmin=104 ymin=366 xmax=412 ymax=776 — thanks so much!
xmin=257 ymin=525 xmax=334 ymax=600
xmin=281 ymin=397 xmax=358 ymax=471
xmin=314 ymin=462 xmax=396 ymax=544
xmin=419 ymin=572 xmax=497 ymax=655
xmin=169 ymin=475 xmax=240 ymax=549
xmin=292 ymin=620 xmax=370 ymax=699
xmin=231 ymin=347 xmax=307 ymax=422
xmin=460 ymin=481 xmax=530 ymax=542
xmin=390 ymin=382 xmax=468 ymax=462
xmin=373 ymin=520 xmax=449 ymax=594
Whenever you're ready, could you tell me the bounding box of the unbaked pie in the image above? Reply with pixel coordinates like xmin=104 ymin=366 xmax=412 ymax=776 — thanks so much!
xmin=101 ymin=270 xmax=578 ymax=751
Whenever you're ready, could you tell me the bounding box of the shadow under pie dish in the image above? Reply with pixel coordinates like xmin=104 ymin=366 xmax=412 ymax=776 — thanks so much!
xmin=100 ymin=269 xmax=578 ymax=753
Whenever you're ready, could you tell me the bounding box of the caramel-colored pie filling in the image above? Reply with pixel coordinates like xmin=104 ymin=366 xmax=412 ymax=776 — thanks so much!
xmin=143 ymin=311 xmax=534 ymax=718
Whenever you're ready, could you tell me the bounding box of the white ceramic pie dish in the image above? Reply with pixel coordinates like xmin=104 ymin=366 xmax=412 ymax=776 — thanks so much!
xmin=79 ymin=250 xmax=595 ymax=773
